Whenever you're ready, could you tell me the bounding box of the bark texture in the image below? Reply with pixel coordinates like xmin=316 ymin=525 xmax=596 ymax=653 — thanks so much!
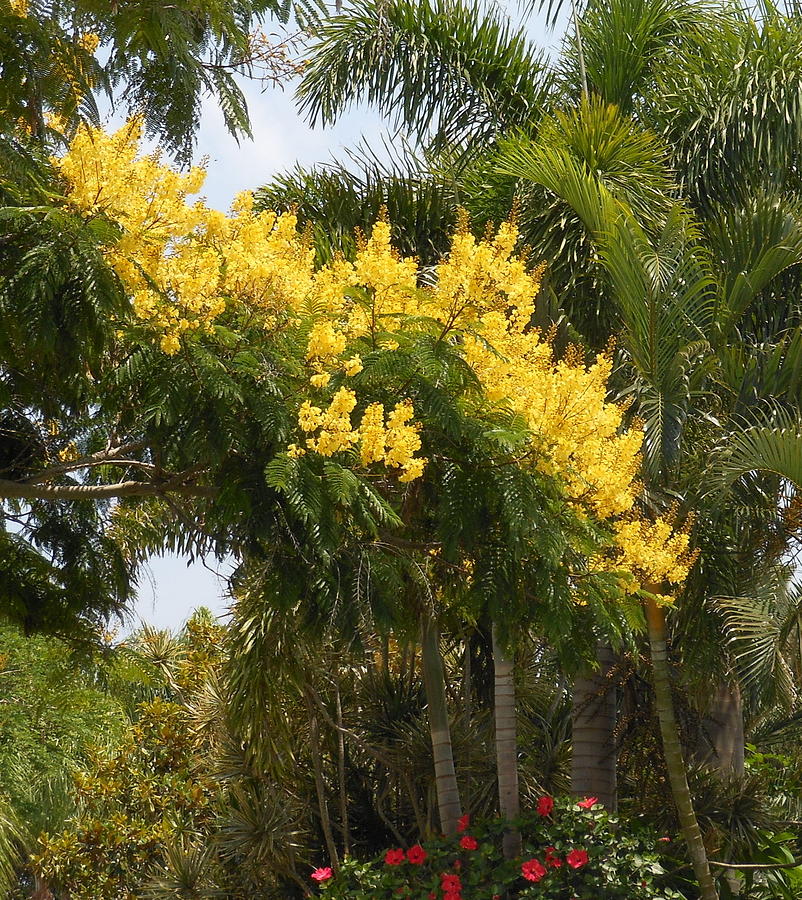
xmin=571 ymin=642 xmax=618 ymax=811
xmin=309 ymin=710 xmax=340 ymax=869
xmin=421 ymin=615 xmax=462 ymax=837
xmin=646 ymin=598 xmax=718 ymax=900
xmin=696 ymin=681 xmax=745 ymax=777
xmin=492 ymin=624 xmax=521 ymax=858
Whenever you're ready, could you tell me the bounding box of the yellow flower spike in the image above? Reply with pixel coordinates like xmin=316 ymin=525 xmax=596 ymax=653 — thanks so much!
xmin=77 ymin=32 xmax=100 ymax=53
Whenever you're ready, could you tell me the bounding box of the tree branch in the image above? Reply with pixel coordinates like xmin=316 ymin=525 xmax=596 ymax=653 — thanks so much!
xmin=0 ymin=479 xmax=216 ymax=500
xmin=25 ymin=441 xmax=148 ymax=484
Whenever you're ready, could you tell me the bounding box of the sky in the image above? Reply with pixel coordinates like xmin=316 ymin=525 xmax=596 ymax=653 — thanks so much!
xmin=128 ymin=2 xmax=562 ymax=633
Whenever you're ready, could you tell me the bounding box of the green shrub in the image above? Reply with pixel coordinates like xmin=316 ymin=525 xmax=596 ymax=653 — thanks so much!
xmin=311 ymin=797 xmax=684 ymax=899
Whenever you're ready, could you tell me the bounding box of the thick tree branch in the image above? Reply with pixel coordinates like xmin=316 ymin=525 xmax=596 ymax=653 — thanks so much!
xmin=0 ymin=479 xmax=217 ymax=500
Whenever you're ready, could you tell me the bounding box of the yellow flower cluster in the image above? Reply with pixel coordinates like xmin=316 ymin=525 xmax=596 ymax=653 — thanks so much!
xmin=416 ymin=221 xmax=642 ymax=519
xmin=56 ymin=122 xmax=319 ymax=354
xmin=77 ymin=32 xmax=100 ymax=54
xmin=292 ymin=391 xmax=425 ymax=482
xmin=53 ymin=123 xmax=700 ymax=582
xmin=606 ymin=514 xmax=697 ymax=601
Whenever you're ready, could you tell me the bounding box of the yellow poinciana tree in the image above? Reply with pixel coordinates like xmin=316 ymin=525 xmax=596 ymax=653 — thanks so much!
xmin=47 ymin=123 xmax=698 ymax=851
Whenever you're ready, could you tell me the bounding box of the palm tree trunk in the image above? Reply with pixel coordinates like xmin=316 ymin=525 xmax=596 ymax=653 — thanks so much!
xmin=571 ymin=642 xmax=617 ymax=811
xmin=646 ymin=597 xmax=718 ymax=900
xmin=695 ymin=681 xmax=745 ymax=777
xmin=421 ymin=614 xmax=462 ymax=837
xmin=492 ymin=623 xmax=521 ymax=859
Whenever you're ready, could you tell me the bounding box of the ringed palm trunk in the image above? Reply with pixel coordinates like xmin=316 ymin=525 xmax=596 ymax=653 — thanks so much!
xmin=492 ymin=624 xmax=522 ymax=858
xmin=421 ymin=614 xmax=462 ymax=837
xmin=571 ymin=642 xmax=617 ymax=811
xmin=646 ymin=597 xmax=718 ymax=900
xmin=695 ymin=681 xmax=745 ymax=777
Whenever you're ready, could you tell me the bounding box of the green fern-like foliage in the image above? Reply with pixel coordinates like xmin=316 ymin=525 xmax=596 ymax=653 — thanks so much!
xmin=0 ymin=0 xmax=316 ymax=163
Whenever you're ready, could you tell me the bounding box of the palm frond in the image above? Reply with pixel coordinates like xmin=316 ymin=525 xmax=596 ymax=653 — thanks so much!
xmin=648 ymin=5 xmax=802 ymax=207
xmin=709 ymin=406 xmax=802 ymax=495
xmin=255 ymin=146 xmax=459 ymax=266
xmin=716 ymin=568 xmax=802 ymax=709
xmin=562 ymin=0 xmax=729 ymax=112
xmin=705 ymin=192 xmax=802 ymax=339
xmin=297 ymin=0 xmax=552 ymax=151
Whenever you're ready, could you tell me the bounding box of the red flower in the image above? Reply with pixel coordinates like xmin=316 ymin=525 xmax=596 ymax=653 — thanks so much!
xmin=536 ymin=795 xmax=554 ymax=816
xmin=521 ymin=858 xmax=547 ymax=882
xmin=407 ymin=844 xmax=427 ymax=865
xmin=658 ymin=836 xmax=671 ymax=843
xmin=384 ymin=848 xmax=405 ymax=866
xmin=441 ymin=873 xmax=462 ymax=892
xmin=459 ymin=835 xmax=478 ymax=851
xmin=311 ymin=867 xmax=333 ymax=882
xmin=545 ymin=846 xmax=563 ymax=868
xmin=457 ymin=813 xmax=470 ymax=833
xmin=566 ymin=848 xmax=589 ymax=869
xmin=577 ymin=796 xmax=598 ymax=810
xmin=444 ymin=893 xmax=461 ymax=900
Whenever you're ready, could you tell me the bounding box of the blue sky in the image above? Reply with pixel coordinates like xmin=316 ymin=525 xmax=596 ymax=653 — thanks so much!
xmin=129 ymin=3 xmax=562 ymax=632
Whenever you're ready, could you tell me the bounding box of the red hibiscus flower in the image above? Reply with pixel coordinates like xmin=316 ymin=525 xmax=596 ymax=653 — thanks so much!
xmin=566 ymin=848 xmax=589 ymax=869
xmin=536 ymin=795 xmax=554 ymax=816
xmin=384 ymin=848 xmax=405 ymax=866
xmin=457 ymin=813 xmax=470 ymax=833
xmin=441 ymin=873 xmax=462 ymax=891
xmin=311 ymin=867 xmax=333 ymax=882
xmin=521 ymin=858 xmax=547 ymax=882
xmin=459 ymin=835 xmax=478 ymax=851
xmin=407 ymin=844 xmax=427 ymax=864
xmin=577 ymin=797 xmax=598 ymax=810
xmin=545 ymin=846 xmax=563 ymax=868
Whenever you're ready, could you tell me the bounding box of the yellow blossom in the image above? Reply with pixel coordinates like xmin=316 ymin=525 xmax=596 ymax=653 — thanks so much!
xmin=358 ymin=403 xmax=386 ymax=465
xmin=160 ymin=333 xmax=181 ymax=355
xmin=343 ymin=356 xmax=363 ymax=376
xmin=77 ymin=32 xmax=100 ymax=53
xmin=307 ymin=321 xmax=347 ymax=361
xmin=58 ymin=443 xmax=79 ymax=463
